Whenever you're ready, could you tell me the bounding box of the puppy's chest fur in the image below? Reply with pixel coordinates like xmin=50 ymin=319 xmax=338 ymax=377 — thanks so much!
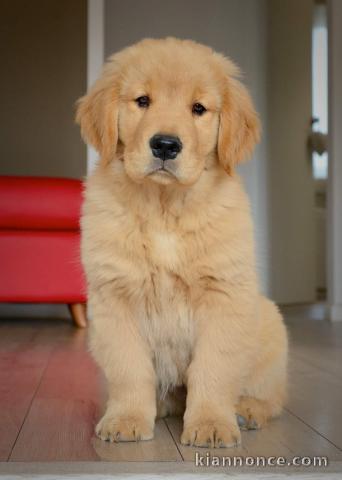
xmin=135 ymin=226 xmax=195 ymax=395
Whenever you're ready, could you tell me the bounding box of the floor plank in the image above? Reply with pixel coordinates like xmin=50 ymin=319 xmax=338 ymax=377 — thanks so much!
xmin=0 ymin=318 xmax=71 ymax=461
xmin=165 ymin=410 xmax=342 ymax=462
xmin=287 ymin=354 xmax=342 ymax=451
xmin=1 ymin=304 xmax=342 ymax=463
xmin=9 ymin=331 xmax=182 ymax=462
xmin=283 ymin=306 xmax=342 ymax=451
xmin=92 ymin=419 xmax=182 ymax=462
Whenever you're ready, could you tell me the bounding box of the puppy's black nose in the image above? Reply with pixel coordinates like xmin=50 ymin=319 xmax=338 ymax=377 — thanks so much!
xmin=149 ymin=134 xmax=182 ymax=160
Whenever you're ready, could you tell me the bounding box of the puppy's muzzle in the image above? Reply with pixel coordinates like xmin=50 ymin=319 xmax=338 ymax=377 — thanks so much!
xmin=150 ymin=134 xmax=182 ymax=161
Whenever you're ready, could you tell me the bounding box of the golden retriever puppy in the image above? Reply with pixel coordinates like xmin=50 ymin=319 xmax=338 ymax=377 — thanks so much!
xmin=76 ymin=37 xmax=288 ymax=448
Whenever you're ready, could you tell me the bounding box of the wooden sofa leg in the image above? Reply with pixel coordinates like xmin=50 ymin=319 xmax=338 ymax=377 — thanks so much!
xmin=68 ymin=303 xmax=87 ymax=328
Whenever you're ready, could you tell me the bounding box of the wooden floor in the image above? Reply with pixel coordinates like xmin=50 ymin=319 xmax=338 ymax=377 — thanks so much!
xmin=0 ymin=304 xmax=342 ymax=468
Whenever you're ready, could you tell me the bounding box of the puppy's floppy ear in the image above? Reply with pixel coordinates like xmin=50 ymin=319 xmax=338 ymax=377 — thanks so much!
xmin=76 ymin=76 xmax=119 ymax=165
xmin=218 ymin=77 xmax=260 ymax=175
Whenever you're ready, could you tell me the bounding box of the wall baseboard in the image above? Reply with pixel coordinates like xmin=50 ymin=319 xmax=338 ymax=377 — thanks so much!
xmin=330 ymin=303 xmax=342 ymax=321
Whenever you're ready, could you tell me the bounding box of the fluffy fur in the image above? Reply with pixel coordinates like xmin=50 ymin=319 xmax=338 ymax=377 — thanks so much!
xmin=76 ymin=38 xmax=288 ymax=448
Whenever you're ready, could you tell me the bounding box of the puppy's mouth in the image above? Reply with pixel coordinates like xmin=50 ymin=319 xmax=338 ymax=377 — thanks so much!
xmin=146 ymin=160 xmax=177 ymax=178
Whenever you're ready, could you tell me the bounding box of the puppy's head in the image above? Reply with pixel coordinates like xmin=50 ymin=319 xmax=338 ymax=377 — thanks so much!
xmin=76 ymin=38 xmax=260 ymax=186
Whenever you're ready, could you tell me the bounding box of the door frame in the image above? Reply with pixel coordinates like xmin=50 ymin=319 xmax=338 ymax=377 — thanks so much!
xmin=327 ymin=0 xmax=342 ymax=321
xmin=86 ymin=0 xmax=104 ymax=173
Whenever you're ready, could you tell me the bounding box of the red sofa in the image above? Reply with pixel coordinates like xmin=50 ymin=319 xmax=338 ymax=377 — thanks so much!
xmin=0 ymin=176 xmax=87 ymax=327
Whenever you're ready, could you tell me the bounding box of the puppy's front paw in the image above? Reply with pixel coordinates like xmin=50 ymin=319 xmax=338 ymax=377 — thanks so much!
xmin=181 ymin=419 xmax=241 ymax=448
xmin=96 ymin=413 xmax=154 ymax=442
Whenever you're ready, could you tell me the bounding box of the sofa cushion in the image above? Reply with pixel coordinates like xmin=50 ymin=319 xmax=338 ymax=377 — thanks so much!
xmin=0 ymin=229 xmax=86 ymax=302
xmin=0 ymin=176 xmax=83 ymax=230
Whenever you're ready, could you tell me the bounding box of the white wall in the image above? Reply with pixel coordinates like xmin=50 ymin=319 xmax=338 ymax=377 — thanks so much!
xmin=0 ymin=0 xmax=87 ymax=179
xmin=87 ymin=0 xmax=104 ymax=172
xmin=267 ymin=0 xmax=316 ymax=304
xmin=104 ymin=0 xmax=271 ymax=294
xmin=328 ymin=0 xmax=342 ymax=321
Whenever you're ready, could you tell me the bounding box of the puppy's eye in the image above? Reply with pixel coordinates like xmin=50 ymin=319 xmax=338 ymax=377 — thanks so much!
xmin=135 ymin=95 xmax=150 ymax=108
xmin=192 ymin=103 xmax=207 ymax=116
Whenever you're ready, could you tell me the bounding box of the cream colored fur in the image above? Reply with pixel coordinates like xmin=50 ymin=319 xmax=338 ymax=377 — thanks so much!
xmin=76 ymin=38 xmax=288 ymax=448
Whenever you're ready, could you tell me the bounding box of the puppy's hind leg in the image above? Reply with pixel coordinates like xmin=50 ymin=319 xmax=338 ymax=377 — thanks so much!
xmin=157 ymin=386 xmax=186 ymax=418
xmin=236 ymin=297 xmax=288 ymax=430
